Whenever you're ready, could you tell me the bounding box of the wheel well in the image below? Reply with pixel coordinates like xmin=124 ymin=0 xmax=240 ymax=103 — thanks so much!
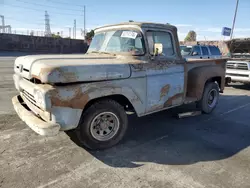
xmin=83 ymin=95 xmax=135 ymax=113
xmin=206 ymin=76 xmax=221 ymax=88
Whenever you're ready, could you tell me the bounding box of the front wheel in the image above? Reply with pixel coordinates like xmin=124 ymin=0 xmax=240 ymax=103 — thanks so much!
xmin=76 ymin=99 xmax=128 ymax=150
xmin=197 ymin=82 xmax=219 ymax=114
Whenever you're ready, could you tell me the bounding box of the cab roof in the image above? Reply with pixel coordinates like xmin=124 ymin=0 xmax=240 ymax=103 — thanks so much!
xmin=95 ymin=22 xmax=177 ymax=31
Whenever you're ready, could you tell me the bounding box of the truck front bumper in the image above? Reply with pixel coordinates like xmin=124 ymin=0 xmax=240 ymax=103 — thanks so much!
xmin=226 ymin=69 xmax=250 ymax=83
xmin=12 ymin=95 xmax=60 ymax=136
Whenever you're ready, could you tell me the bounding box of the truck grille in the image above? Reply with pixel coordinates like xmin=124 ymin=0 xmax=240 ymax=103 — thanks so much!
xmin=226 ymin=62 xmax=248 ymax=70
xmin=226 ymin=73 xmax=249 ymax=77
xmin=22 ymin=90 xmax=41 ymax=109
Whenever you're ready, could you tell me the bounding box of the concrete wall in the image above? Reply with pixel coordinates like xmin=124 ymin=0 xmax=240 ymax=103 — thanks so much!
xmin=0 ymin=34 xmax=89 ymax=54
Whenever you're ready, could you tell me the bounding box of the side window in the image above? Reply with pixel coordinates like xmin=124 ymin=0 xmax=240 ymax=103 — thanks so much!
xmin=192 ymin=46 xmax=201 ymax=55
xmin=201 ymin=46 xmax=209 ymax=56
xmin=146 ymin=31 xmax=175 ymax=57
xmin=135 ymin=37 xmax=143 ymax=49
xmin=209 ymin=46 xmax=221 ymax=55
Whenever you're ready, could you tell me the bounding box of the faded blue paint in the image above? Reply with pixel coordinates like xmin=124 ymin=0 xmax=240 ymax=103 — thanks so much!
xmin=146 ymin=64 xmax=184 ymax=112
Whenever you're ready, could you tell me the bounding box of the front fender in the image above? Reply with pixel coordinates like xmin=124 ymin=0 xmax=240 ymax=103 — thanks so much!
xmin=49 ymin=83 xmax=145 ymax=116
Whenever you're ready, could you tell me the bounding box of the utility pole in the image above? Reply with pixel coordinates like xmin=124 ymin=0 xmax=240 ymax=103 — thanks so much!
xmin=84 ymin=5 xmax=86 ymax=39
xmin=230 ymin=0 xmax=239 ymax=40
xmin=44 ymin=11 xmax=52 ymax=37
xmin=69 ymin=28 xmax=71 ymax=38
xmin=74 ymin=19 xmax=76 ymax=39
xmin=0 ymin=15 xmax=5 ymax=33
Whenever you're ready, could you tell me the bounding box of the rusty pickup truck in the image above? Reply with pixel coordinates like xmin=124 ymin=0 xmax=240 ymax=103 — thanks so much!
xmin=12 ymin=22 xmax=227 ymax=150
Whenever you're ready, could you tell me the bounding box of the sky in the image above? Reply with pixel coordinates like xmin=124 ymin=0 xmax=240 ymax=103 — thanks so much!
xmin=1 ymin=0 xmax=250 ymax=41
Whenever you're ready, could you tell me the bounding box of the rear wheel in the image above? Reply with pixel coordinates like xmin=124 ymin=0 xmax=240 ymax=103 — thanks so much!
xmin=197 ymin=82 xmax=219 ymax=114
xmin=76 ymin=99 xmax=128 ymax=150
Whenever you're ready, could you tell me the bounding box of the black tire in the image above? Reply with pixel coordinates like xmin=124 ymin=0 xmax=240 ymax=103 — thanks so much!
xmin=76 ymin=99 xmax=128 ymax=150
xmin=197 ymin=82 xmax=219 ymax=114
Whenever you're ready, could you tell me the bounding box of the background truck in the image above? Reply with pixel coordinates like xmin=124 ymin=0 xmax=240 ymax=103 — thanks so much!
xmin=225 ymin=38 xmax=250 ymax=84
xmin=180 ymin=44 xmax=222 ymax=59
xmin=12 ymin=22 xmax=227 ymax=150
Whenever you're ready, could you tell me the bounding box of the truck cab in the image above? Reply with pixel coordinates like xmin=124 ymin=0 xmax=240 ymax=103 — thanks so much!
xmin=12 ymin=22 xmax=227 ymax=150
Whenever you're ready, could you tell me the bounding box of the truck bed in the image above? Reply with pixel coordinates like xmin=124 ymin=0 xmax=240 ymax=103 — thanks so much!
xmin=185 ymin=58 xmax=227 ymax=102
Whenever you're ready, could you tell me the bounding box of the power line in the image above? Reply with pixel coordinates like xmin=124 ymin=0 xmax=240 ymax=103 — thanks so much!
xmin=15 ymin=0 xmax=83 ymax=12
xmin=3 ymin=4 xmax=83 ymax=16
xmin=5 ymin=16 xmax=76 ymax=27
xmin=5 ymin=18 xmax=43 ymax=25
xmin=46 ymin=0 xmax=86 ymax=7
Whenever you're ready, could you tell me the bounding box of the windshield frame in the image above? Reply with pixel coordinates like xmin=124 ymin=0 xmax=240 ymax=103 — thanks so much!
xmin=87 ymin=28 xmax=146 ymax=56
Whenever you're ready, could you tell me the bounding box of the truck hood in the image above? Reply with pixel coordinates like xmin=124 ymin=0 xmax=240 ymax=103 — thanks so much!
xmin=226 ymin=38 xmax=250 ymax=59
xmin=14 ymin=54 xmax=132 ymax=84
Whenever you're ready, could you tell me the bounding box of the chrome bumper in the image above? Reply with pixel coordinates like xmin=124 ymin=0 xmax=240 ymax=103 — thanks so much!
xmin=12 ymin=95 xmax=60 ymax=136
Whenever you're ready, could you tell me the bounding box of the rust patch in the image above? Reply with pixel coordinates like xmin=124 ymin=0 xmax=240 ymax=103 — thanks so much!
xmin=160 ymin=84 xmax=170 ymax=100
xmin=149 ymin=104 xmax=163 ymax=112
xmin=186 ymin=64 xmax=226 ymax=99
xmin=31 ymin=74 xmax=41 ymax=80
xmin=164 ymin=93 xmax=183 ymax=107
xmin=39 ymin=67 xmax=55 ymax=77
xmin=50 ymin=88 xmax=89 ymax=109
xmin=131 ymin=59 xmax=184 ymax=71
xmin=39 ymin=67 xmax=78 ymax=83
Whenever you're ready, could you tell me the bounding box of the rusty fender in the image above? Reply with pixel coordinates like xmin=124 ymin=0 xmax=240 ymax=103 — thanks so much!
xmin=48 ymin=84 xmax=144 ymax=115
xmin=186 ymin=65 xmax=225 ymax=100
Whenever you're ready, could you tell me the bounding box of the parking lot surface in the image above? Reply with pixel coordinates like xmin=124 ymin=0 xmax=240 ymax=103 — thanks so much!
xmin=0 ymin=56 xmax=249 ymax=188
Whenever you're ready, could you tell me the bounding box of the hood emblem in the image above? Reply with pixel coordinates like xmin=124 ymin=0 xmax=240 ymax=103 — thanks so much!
xmin=234 ymin=64 xmax=238 ymax=69
xmin=19 ymin=64 xmax=23 ymax=72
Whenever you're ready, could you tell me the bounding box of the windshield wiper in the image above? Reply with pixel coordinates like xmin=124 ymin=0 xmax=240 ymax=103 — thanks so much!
xmin=88 ymin=51 xmax=99 ymax=53
xmin=99 ymin=51 xmax=116 ymax=56
xmin=88 ymin=51 xmax=116 ymax=56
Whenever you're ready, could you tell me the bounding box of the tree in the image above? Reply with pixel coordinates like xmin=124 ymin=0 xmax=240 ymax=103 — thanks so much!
xmin=184 ymin=30 xmax=197 ymax=42
xmin=85 ymin=30 xmax=94 ymax=40
xmin=51 ymin=32 xmax=61 ymax=38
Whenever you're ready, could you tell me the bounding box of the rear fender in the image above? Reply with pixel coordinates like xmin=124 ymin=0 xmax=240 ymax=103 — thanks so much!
xmin=186 ymin=65 xmax=225 ymax=100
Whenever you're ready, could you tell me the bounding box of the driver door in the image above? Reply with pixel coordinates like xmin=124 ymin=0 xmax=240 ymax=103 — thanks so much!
xmin=145 ymin=30 xmax=185 ymax=113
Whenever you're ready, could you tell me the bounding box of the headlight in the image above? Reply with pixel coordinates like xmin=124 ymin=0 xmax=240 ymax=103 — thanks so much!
xmin=34 ymin=90 xmax=45 ymax=109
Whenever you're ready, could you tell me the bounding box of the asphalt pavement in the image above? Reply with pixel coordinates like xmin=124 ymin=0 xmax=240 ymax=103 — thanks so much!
xmin=0 ymin=56 xmax=249 ymax=188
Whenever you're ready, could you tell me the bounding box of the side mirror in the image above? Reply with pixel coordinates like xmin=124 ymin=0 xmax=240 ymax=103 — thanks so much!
xmin=154 ymin=43 xmax=163 ymax=56
xmin=192 ymin=51 xmax=198 ymax=56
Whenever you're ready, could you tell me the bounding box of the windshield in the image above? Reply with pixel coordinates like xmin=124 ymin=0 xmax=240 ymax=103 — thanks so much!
xmin=181 ymin=46 xmax=192 ymax=56
xmin=88 ymin=30 xmax=144 ymax=55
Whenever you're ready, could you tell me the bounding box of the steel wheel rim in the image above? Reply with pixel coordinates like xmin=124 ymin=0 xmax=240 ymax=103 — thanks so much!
xmin=207 ymin=89 xmax=218 ymax=108
xmin=90 ymin=112 xmax=120 ymax=141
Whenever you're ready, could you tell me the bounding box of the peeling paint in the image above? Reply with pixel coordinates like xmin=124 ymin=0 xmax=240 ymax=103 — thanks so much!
xmin=160 ymin=84 xmax=170 ymax=100
xmin=51 ymin=88 xmax=89 ymax=109
xmin=164 ymin=93 xmax=184 ymax=107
